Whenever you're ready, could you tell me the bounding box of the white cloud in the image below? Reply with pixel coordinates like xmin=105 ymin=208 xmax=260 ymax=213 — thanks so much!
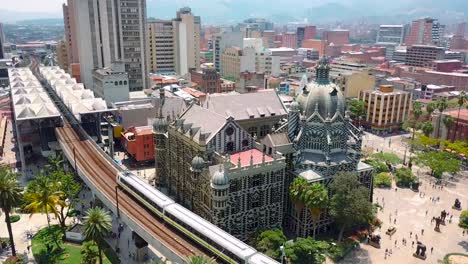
xmin=2 ymin=0 xmax=65 ymax=13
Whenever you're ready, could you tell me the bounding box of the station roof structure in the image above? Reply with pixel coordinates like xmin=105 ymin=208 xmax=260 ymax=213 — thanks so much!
xmin=8 ymin=68 xmax=61 ymax=121
xmin=39 ymin=66 xmax=109 ymax=121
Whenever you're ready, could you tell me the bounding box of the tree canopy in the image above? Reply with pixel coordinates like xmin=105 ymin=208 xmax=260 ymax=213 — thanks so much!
xmin=421 ymin=122 xmax=434 ymax=137
xmin=459 ymin=210 xmax=468 ymax=230
xmin=329 ymin=173 xmax=373 ymax=241
xmin=394 ymin=167 xmax=417 ymax=187
xmin=285 ymin=237 xmax=328 ymax=264
xmin=347 ymin=99 xmax=366 ymax=123
xmin=255 ymin=229 xmax=287 ymax=259
xmin=371 ymin=152 xmax=402 ymax=165
xmin=414 ymin=151 xmax=461 ymax=178
xmin=374 ymin=172 xmax=392 ymax=188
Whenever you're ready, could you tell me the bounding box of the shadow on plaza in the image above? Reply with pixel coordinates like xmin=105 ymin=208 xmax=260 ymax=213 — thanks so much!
xmin=337 ymin=247 xmax=373 ymax=264
xmin=458 ymin=241 xmax=468 ymax=251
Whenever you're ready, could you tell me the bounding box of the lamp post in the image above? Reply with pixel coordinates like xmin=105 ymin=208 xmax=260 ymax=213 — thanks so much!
xmin=280 ymin=245 xmax=285 ymax=264
xmin=115 ymin=185 xmax=120 ymax=219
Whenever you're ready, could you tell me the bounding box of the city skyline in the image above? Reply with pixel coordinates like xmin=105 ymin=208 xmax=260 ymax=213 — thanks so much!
xmin=0 ymin=0 xmax=466 ymax=24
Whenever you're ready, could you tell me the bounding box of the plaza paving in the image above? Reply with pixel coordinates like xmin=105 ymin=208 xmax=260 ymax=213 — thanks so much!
xmin=341 ymin=132 xmax=468 ymax=264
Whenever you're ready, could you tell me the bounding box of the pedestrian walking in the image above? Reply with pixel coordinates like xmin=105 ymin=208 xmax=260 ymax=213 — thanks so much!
xmin=412 ymin=241 xmax=415 ymax=247
xmin=389 ymin=249 xmax=392 ymax=254
xmin=415 ymin=234 xmax=418 ymax=241
xmin=463 ymin=230 xmax=466 ymax=236
xmin=395 ymin=240 xmax=397 ymax=246
xmin=410 ymin=231 xmax=412 ymax=238
xmin=394 ymin=218 xmax=396 ymax=224
xmin=421 ymin=229 xmax=424 ymax=235
xmin=425 ymin=210 xmax=428 ymax=216
xmin=431 ymin=247 xmax=434 ymax=254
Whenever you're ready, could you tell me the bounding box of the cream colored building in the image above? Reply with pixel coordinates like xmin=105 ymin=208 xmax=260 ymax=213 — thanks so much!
xmin=330 ymin=70 xmax=375 ymax=98
xmin=174 ymin=7 xmax=201 ymax=76
xmin=220 ymin=46 xmax=255 ymax=80
xmin=358 ymin=85 xmax=412 ymax=134
xmin=147 ymin=20 xmax=176 ymax=74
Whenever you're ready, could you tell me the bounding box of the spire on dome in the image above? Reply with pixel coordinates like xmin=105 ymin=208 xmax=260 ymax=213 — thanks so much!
xmin=316 ymin=56 xmax=331 ymax=84
xmin=300 ymin=74 xmax=308 ymax=92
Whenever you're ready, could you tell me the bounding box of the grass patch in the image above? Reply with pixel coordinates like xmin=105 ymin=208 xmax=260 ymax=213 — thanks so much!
xmin=10 ymin=215 xmax=21 ymax=223
xmin=443 ymin=253 xmax=468 ymax=264
xmin=32 ymin=225 xmax=116 ymax=264
xmin=326 ymin=239 xmax=359 ymax=262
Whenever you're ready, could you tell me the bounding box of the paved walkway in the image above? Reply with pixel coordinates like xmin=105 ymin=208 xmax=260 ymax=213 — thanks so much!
xmin=341 ymin=170 xmax=468 ymax=264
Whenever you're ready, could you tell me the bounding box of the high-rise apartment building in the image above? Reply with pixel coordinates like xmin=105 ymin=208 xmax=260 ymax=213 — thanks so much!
xmin=56 ymin=39 xmax=69 ymax=71
xmin=173 ymin=7 xmax=201 ymax=76
xmin=406 ymin=45 xmax=445 ymax=68
xmin=296 ymin=26 xmax=316 ymax=48
xmin=0 ymin=23 xmax=5 ymax=59
xmin=213 ymin=31 xmax=243 ymax=72
xmin=62 ymin=1 xmax=79 ymax=71
xmin=72 ymin=0 xmax=148 ymax=92
xmin=323 ymin=30 xmax=349 ymax=45
xmin=405 ymin=18 xmax=445 ymax=47
xmin=282 ymin=32 xmax=297 ymax=49
xmin=147 ymin=20 xmax=176 ymax=74
xmin=376 ymin=25 xmax=405 ymax=45
xmin=220 ymin=46 xmax=255 ymax=80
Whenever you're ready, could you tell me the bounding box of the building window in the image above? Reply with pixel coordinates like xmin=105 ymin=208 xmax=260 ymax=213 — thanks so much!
xmin=225 ymin=126 xmax=234 ymax=136
xmin=226 ymin=141 xmax=234 ymax=152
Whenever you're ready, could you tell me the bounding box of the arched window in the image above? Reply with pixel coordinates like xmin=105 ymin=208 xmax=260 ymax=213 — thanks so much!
xmin=119 ymin=81 xmax=123 ymax=85
xmin=226 ymin=141 xmax=234 ymax=152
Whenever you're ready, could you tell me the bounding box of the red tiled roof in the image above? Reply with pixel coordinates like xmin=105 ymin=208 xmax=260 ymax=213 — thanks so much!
xmin=230 ymin=149 xmax=273 ymax=167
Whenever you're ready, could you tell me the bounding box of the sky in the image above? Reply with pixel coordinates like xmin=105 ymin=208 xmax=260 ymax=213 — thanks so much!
xmin=0 ymin=0 xmax=466 ymax=24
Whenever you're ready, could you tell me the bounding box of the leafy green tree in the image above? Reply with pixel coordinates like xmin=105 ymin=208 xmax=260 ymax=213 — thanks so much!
xmin=394 ymin=168 xmax=417 ymax=187
xmin=414 ymin=151 xmax=461 ymax=178
xmin=44 ymin=154 xmax=64 ymax=173
xmin=185 ymin=256 xmax=216 ymax=264
xmin=81 ymin=241 xmax=99 ymax=264
xmin=289 ymin=178 xmax=328 ymax=238
xmin=453 ymin=91 xmax=468 ymax=142
xmin=426 ymin=101 xmax=436 ymax=116
xmin=459 ymin=210 xmax=468 ymax=230
xmin=436 ymin=98 xmax=449 ymax=138
xmin=411 ymin=101 xmax=423 ymax=140
xmin=24 ymin=176 xmax=65 ymax=228
xmin=366 ymin=160 xmax=389 ymax=173
xmin=285 ymin=237 xmax=328 ymax=264
xmin=421 ymin=122 xmax=434 ymax=137
xmin=0 ymin=167 xmax=23 ymax=256
xmin=329 ymin=172 xmax=373 ymax=241
xmin=442 ymin=116 xmax=454 ymax=140
xmin=374 ymin=172 xmax=392 ymax=188
xmin=347 ymin=99 xmax=366 ymax=126
xmin=83 ymin=207 xmax=112 ymax=264
xmin=49 ymin=170 xmax=81 ymax=232
xmin=255 ymin=229 xmax=286 ymax=259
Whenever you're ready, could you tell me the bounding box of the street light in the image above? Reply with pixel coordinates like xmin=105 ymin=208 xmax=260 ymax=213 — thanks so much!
xmin=280 ymin=245 xmax=285 ymax=264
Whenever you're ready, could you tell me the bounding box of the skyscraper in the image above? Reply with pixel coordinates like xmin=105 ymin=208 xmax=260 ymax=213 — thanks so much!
xmin=147 ymin=20 xmax=176 ymax=74
xmin=0 ymin=23 xmax=5 ymax=59
xmin=173 ymin=7 xmax=201 ymax=76
xmin=376 ymin=25 xmax=405 ymax=45
xmin=72 ymin=0 xmax=148 ymax=92
xmin=405 ymin=18 xmax=445 ymax=47
xmin=296 ymin=25 xmax=316 ymax=48
xmin=62 ymin=1 xmax=79 ymax=71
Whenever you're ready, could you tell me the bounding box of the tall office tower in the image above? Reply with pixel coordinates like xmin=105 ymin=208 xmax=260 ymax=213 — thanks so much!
xmin=213 ymin=31 xmax=243 ymax=73
xmin=323 ymin=29 xmax=349 ymax=45
xmin=457 ymin=22 xmax=466 ymax=38
xmin=73 ymin=0 xmax=148 ymax=92
xmin=147 ymin=20 xmax=176 ymax=74
xmin=173 ymin=7 xmax=201 ymax=76
xmin=296 ymin=25 xmax=316 ymax=48
xmin=62 ymin=1 xmax=79 ymax=71
xmin=282 ymin=32 xmax=297 ymax=49
xmin=376 ymin=25 xmax=405 ymax=45
xmin=405 ymin=17 xmax=445 ymax=47
xmin=0 ymin=23 xmax=5 ymax=59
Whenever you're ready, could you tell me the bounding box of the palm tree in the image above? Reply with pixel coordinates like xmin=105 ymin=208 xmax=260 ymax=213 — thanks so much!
xmin=185 ymin=256 xmax=216 ymax=264
xmin=81 ymin=241 xmax=99 ymax=264
xmin=453 ymin=91 xmax=467 ymax=142
xmin=289 ymin=177 xmax=309 ymax=210
xmin=411 ymin=101 xmax=423 ymax=140
xmin=421 ymin=122 xmax=434 ymax=137
xmin=303 ymin=183 xmax=328 ymax=238
xmin=436 ymin=98 xmax=449 ymax=138
xmin=0 ymin=167 xmax=22 ymax=256
xmin=24 ymin=176 xmax=65 ymax=228
xmin=442 ymin=116 xmax=455 ymax=140
xmin=44 ymin=154 xmax=64 ymax=173
xmin=83 ymin=207 xmax=112 ymax=264
xmin=426 ymin=101 xmax=437 ymax=116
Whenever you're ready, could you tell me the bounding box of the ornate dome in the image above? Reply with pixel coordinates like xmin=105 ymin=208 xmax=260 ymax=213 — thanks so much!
xmin=296 ymin=57 xmax=345 ymax=119
xmin=211 ymin=167 xmax=229 ymax=188
xmin=152 ymin=117 xmax=168 ymax=133
xmin=191 ymin=156 xmax=205 ymax=173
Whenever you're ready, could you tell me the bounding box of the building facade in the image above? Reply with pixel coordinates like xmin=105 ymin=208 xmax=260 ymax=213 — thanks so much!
xmin=72 ymin=0 xmax=148 ymax=92
xmin=359 ymin=84 xmax=412 ymax=133
xmin=405 ymin=18 xmax=445 ymax=47
xmin=121 ymin=126 xmax=154 ymax=162
xmin=147 ymin=20 xmax=176 ymax=74
xmin=173 ymin=7 xmax=201 ymax=76
xmin=0 ymin=23 xmax=4 ymax=59
xmin=323 ymin=30 xmax=349 ymax=45
xmin=376 ymin=25 xmax=405 ymax=45
xmin=190 ymin=68 xmax=221 ymax=94
xmin=282 ymin=32 xmax=297 ymax=49
xmin=406 ymin=45 xmax=445 ymax=68
xmin=56 ymin=39 xmax=69 ymax=71
xmin=62 ymin=1 xmax=79 ymax=71
xmin=92 ymin=63 xmax=130 ymax=103
xmin=220 ymin=46 xmax=255 ymax=81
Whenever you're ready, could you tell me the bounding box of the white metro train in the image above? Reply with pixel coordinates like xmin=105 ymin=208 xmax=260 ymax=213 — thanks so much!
xmin=116 ymin=171 xmax=279 ymax=264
